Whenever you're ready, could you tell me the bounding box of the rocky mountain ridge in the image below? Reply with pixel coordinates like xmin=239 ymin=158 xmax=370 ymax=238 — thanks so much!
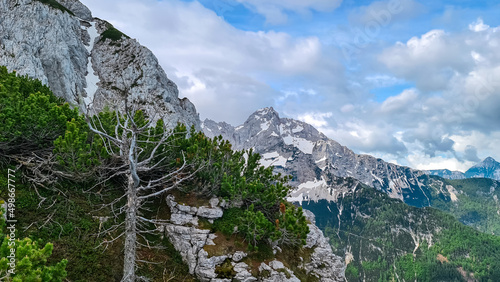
xmin=0 ymin=0 xmax=199 ymax=129
xmin=203 ymin=110 xmax=500 ymax=280
xmin=425 ymin=156 xmax=500 ymax=181
xmin=425 ymin=169 xmax=467 ymax=180
xmin=202 ymin=107 xmax=447 ymax=207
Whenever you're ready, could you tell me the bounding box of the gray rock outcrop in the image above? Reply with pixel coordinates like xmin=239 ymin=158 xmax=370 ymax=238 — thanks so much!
xmin=162 ymin=194 xmax=345 ymax=281
xmin=258 ymin=261 xmax=300 ymax=282
xmin=303 ymin=210 xmax=346 ymax=281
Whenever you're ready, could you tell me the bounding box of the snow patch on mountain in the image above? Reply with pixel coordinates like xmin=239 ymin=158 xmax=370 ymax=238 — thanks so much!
xmin=292 ymin=125 xmax=304 ymax=133
xmin=315 ymin=157 xmax=327 ymax=163
xmin=258 ymin=120 xmax=271 ymax=135
xmin=260 ymin=152 xmax=287 ymax=168
xmin=287 ymin=193 xmax=305 ymax=204
xmin=283 ymin=135 xmax=314 ymax=154
xmin=82 ymin=22 xmax=99 ymax=106
xmin=299 ymin=178 xmax=327 ymax=190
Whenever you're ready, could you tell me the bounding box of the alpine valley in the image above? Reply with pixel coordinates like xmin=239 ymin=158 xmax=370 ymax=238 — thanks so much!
xmin=0 ymin=0 xmax=500 ymax=282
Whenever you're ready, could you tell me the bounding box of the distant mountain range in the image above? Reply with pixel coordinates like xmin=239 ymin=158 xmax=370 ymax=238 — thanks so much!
xmin=203 ymin=107 xmax=451 ymax=207
xmin=302 ymin=183 xmax=500 ymax=281
xmin=426 ymin=157 xmax=500 ymax=181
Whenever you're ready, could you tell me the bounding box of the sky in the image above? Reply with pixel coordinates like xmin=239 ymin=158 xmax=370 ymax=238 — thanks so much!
xmin=79 ymin=0 xmax=500 ymax=172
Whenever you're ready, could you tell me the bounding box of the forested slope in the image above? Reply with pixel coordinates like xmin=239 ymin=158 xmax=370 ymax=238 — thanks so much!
xmin=302 ymin=182 xmax=500 ymax=281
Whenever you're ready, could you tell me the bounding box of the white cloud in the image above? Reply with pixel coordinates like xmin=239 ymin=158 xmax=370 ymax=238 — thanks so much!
xmin=450 ymin=132 xmax=500 ymax=162
xmin=469 ymin=18 xmax=490 ymax=32
xmin=365 ymin=74 xmax=404 ymax=88
xmin=340 ymin=104 xmax=355 ymax=113
xmin=379 ymin=89 xmax=418 ymax=113
xmin=326 ymin=120 xmax=408 ymax=155
xmin=407 ymin=154 xmax=473 ymax=172
xmin=297 ymin=111 xmax=332 ymax=128
xmin=379 ymin=29 xmax=473 ymax=91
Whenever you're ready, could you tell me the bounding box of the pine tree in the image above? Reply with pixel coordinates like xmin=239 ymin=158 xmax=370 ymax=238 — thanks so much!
xmin=0 ymin=205 xmax=67 ymax=281
xmin=0 ymin=66 xmax=79 ymax=159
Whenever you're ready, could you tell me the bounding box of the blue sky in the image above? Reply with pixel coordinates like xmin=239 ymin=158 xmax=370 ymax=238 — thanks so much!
xmin=80 ymin=0 xmax=500 ymax=171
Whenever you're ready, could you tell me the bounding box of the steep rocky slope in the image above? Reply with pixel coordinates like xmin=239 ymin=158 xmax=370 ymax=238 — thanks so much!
xmin=0 ymin=2 xmax=346 ymax=280
xmin=0 ymin=0 xmax=199 ymax=129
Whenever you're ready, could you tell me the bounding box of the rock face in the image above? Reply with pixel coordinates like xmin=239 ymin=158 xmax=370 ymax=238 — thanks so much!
xmin=161 ymin=194 xmax=345 ymax=281
xmin=0 ymin=0 xmax=199 ymax=129
xmin=303 ymin=210 xmax=346 ymax=281
xmin=202 ymin=107 xmax=448 ymax=207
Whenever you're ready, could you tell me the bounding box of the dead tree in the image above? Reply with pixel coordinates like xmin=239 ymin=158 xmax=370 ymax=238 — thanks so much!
xmin=69 ymin=70 xmax=199 ymax=281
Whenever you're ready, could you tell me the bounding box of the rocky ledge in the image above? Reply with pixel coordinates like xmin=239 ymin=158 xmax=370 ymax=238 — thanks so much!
xmin=158 ymin=194 xmax=345 ymax=281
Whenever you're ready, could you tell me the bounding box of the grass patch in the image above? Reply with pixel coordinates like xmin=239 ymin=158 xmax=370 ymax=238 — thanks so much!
xmin=99 ymin=24 xmax=130 ymax=43
xmin=198 ymin=218 xmax=213 ymax=230
xmin=212 ymin=207 xmax=243 ymax=236
xmin=215 ymin=258 xmax=236 ymax=279
xmin=243 ymin=243 xmax=275 ymax=276
xmin=136 ymin=236 xmax=196 ymax=282
xmin=203 ymin=231 xmax=247 ymax=257
xmin=274 ymin=246 xmax=318 ymax=281
xmin=169 ymin=189 xmax=211 ymax=207
xmin=35 ymin=0 xmax=75 ymax=16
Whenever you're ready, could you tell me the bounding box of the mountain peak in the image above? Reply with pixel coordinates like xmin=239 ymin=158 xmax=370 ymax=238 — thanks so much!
xmin=483 ymin=156 xmax=497 ymax=164
xmin=58 ymin=0 xmax=93 ymax=20
xmin=253 ymin=107 xmax=279 ymax=117
xmin=428 ymin=157 xmax=500 ymax=181
xmin=473 ymin=157 xmax=499 ymax=168
xmin=465 ymin=156 xmax=500 ymax=180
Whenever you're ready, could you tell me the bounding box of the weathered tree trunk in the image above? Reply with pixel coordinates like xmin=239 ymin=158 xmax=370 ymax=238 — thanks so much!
xmin=123 ymin=135 xmax=140 ymax=282
xmin=122 ymin=173 xmax=138 ymax=282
